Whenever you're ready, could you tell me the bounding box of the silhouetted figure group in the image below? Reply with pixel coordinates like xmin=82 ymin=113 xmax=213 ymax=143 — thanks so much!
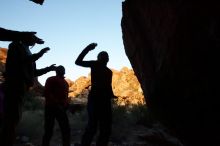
xmin=0 ymin=28 xmax=56 ymax=146
xmin=0 ymin=28 xmax=115 ymax=146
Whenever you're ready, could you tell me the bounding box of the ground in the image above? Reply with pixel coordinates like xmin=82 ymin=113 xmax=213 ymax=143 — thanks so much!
xmin=14 ymin=104 xmax=183 ymax=146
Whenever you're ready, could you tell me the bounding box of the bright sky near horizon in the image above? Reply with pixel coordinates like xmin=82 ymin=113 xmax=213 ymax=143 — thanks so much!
xmin=0 ymin=0 xmax=131 ymax=84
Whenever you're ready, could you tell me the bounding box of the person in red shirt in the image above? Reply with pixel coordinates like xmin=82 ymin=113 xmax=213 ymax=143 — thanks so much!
xmin=42 ymin=65 xmax=70 ymax=146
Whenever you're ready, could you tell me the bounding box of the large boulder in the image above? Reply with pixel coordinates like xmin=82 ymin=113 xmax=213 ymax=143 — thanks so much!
xmin=121 ymin=1 xmax=220 ymax=146
xmin=112 ymin=67 xmax=144 ymax=105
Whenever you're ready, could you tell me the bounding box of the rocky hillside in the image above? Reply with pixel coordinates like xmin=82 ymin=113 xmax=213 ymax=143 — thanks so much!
xmin=0 ymin=48 xmax=7 ymax=82
xmin=67 ymin=67 xmax=145 ymax=105
xmin=0 ymin=48 xmax=145 ymax=105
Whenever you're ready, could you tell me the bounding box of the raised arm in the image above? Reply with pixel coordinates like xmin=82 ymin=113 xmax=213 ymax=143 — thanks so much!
xmin=35 ymin=64 xmax=56 ymax=77
xmin=26 ymin=47 xmax=50 ymax=62
xmin=75 ymin=43 xmax=97 ymax=67
xmin=0 ymin=27 xmax=44 ymax=44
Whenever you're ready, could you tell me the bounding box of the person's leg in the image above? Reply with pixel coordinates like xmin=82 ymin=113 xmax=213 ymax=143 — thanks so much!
xmin=56 ymin=107 xmax=70 ymax=146
xmin=96 ymin=106 xmax=112 ymax=146
xmin=42 ymin=106 xmax=55 ymax=146
xmin=81 ymin=105 xmax=98 ymax=146
xmin=0 ymin=94 xmax=22 ymax=146
xmin=1 ymin=115 xmax=19 ymax=146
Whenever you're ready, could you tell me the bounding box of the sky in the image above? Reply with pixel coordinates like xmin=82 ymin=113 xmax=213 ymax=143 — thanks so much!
xmin=0 ymin=0 xmax=131 ymax=84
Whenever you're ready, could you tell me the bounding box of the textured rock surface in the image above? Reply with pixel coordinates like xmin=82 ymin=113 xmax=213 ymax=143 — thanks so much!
xmin=112 ymin=67 xmax=144 ymax=105
xmin=0 ymin=48 xmax=7 ymax=83
xmin=121 ymin=1 xmax=220 ymax=146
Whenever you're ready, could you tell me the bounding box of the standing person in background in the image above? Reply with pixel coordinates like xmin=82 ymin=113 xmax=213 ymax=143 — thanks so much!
xmin=0 ymin=33 xmax=55 ymax=146
xmin=75 ymin=43 xmax=115 ymax=146
xmin=42 ymin=65 xmax=70 ymax=146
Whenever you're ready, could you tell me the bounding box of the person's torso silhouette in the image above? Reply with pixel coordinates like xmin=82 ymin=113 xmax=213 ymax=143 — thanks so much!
xmin=90 ymin=61 xmax=113 ymax=103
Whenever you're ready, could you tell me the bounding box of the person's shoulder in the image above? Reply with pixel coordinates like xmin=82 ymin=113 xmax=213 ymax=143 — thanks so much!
xmin=91 ymin=60 xmax=97 ymax=64
xmin=89 ymin=60 xmax=98 ymax=68
xmin=64 ymin=79 xmax=69 ymax=86
xmin=46 ymin=76 xmax=56 ymax=81
xmin=106 ymin=66 xmax=112 ymax=72
xmin=9 ymin=41 xmax=22 ymax=48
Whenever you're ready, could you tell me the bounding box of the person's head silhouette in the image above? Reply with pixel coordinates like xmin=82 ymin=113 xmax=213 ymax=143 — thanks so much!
xmin=56 ymin=65 xmax=65 ymax=77
xmin=97 ymin=51 xmax=109 ymax=65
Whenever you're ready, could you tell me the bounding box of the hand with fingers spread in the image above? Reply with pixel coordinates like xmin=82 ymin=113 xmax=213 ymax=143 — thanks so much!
xmin=39 ymin=47 xmax=50 ymax=56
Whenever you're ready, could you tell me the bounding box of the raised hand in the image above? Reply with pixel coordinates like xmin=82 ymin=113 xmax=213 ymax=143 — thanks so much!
xmin=85 ymin=43 xmax=97 ymax=51
xmin=40 ymin=47 xmax=50 ymax=55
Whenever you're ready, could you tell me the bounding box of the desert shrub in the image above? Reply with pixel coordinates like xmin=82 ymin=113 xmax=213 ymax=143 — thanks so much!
xmin=127 ymin=104 xmax=155 ymax=127
xmin=17 ymin=98 xmax=153 ymax=145
xmin=22 ymin=91 xmax=44 ymax=111
xmin=16 ymin=110 xmax=44 ymax=141
xmin=111 ymin=103 xmax=152 ymax=143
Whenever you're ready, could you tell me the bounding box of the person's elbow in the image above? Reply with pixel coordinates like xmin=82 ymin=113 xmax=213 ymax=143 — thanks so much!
xmin=75 ymin=59 xmax=81 ymax=66
xmin=75 ymin=59 xmax=79 ymax=65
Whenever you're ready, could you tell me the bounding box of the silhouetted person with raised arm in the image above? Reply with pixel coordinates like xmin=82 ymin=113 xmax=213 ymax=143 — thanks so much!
xmin=75 ymin=43 xmax=115 ymax=146
xmin=0 ymin=33 xmax=55 ymax=146
xmin=42 ymin=65 xmax=70 ymax=146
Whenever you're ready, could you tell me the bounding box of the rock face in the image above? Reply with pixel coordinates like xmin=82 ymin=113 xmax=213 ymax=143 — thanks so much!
xmin=121 ymin=1 xmax=220 ymax=146
xmin=0 ymin=48 xmax=7 ymax=64
xmin=112 ymin=67 xmax=144 ymax=105
xmin=67 ymin=76 xmax=91 ymax=104
xmin=0 ymin=48 xmax=7 ymax=83
xmin=68 ymin=67 xmax=145 ymax=105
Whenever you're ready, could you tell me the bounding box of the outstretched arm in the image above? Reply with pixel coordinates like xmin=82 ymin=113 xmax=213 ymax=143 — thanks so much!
xmin=35 ymin=64 xmax=56 ymax=77
xmin=26 ymin=47 xmax=50 ymax=62
xmin=0 ymin=27 xmax=44 ymax=44
xmin=75 ymin=43 xmax=97 ymax=67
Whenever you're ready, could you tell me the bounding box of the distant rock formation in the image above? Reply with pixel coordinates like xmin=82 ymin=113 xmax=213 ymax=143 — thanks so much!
xmin=67 ymin=76 xmax=91 ymax=104
xmin=112 ymin=67 xmax=144 ymax=105
xmin=0 ymin=49 xmax=144 ymax=105
xmin=0 ymin=48 xmax=7 ymax=64
xmin=67 ymin=67 xmax=145 ymax=105
xmin=0 ymin=48 xmax=7 ymax=83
